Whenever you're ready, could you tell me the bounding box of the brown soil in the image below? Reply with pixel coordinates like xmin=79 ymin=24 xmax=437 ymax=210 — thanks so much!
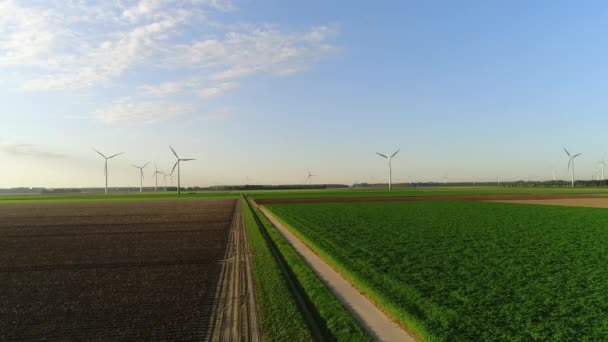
xmin=488 ymin=198 xmax=608 ymax=208
xmin=0 ymin=199 xmax=236 ymax=341
xmin=256 ymin=193 xmax=608 ymax=205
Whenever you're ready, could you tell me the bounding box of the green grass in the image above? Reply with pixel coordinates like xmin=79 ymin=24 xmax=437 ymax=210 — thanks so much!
xmin=241 ymin=198 xmax=313 ymax=341
xmin=249 ymin=202 xmax=371 ymax=341
xmin=248 ymin=186 xmax=608 ymax=200
xmin=266 ymin=201 xmax=608 ymax=341
xmin=0 ymin=191 xmax=239 ymax=203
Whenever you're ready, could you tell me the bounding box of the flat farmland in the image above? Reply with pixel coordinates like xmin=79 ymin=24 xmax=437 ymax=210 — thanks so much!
xmin=266 ymin=200 xmax=608 ymax=341
xmin=1 ymin=199 xmax=235 ymax=341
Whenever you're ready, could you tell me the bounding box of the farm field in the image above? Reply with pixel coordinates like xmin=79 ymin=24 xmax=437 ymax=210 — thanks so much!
xmin=266 ymin=200 xmax=608 ymax=341
xmin=1 ymin=199 xmax=235 ymax=340
xmin=248 ymin=186 xmax=608 ymax=201
xmin=0 ymin=191 xmax=239 ymax=203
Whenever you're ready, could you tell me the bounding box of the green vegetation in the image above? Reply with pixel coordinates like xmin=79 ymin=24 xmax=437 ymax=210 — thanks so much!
xmin=248 ymin=186 xmax=608 ymax=200
xmin=0 ymin=191 xmax=239 ymax=203
xmin=241 ymin=198 xmax=313 ymax=341
xmin=267 ymin=201 xmax=608 ymax=341
xmin=250 ymin=202 xmax=371 ymax=341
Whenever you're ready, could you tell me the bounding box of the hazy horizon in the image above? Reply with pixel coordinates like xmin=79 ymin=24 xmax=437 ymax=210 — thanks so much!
xmin=3 ymin=1 xmax=608 ymax=188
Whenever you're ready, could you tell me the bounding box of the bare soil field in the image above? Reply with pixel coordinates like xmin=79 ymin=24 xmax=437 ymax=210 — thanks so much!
xmin=488 ymin=197 xmax=608 ymax=208
xmin=0 ymin=199 xmax=236 ymax=341
xmin=256 ymin=193 xmax=608 ymax=205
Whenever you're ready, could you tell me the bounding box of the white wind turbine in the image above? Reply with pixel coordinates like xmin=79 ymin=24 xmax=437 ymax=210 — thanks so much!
xmin=170 ymin=146 xmax=195 ymax=195
xmin=159 ymin=171 xmax=168 ymax=191
xmin=595 ymin=155 xmax=606 ymax=181
xmin=92 ymin=148 xmax=124 ymax=195
xmin=376 ymin=149 xmax=400 ymax=191
xmin=304 ymin=169 xmax=316 ymax=184
xmin=563 ymin=147 xmax=582 ymax=188
xmin=151 ymin=163 xmax=163 ymax=192
xmin=131 ymin=161 xmax=149 ymax=193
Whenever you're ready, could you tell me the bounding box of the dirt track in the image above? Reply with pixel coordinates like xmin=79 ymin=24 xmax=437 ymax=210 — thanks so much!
xmin=256 ymin=193 xmax=608 ymax=205
xmin=0 ymin=199 xmax=259 ymax=341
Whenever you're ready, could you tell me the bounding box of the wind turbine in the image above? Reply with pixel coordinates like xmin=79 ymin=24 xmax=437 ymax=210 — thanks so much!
xmin=304 ymin=169 xmax=316 ymax=184
xmin=563 ymin=147 xmax=582 ymax=188
xmin=595 ymin=155 xmax=606 ymax=181
xmin=131 ymin=161 xmax=149 ymax=192
xmin=159 ymin=171 xmax=168 ymax=191
xmin=91 ymin=148 xmax=124 ymax=195
xmin=170 ymin=146 xmax=195 ymax=195
xmin=376 ymin=149 xmax=400 ymax=191
xmin=151 ymin=163 xmax=163 ymax=191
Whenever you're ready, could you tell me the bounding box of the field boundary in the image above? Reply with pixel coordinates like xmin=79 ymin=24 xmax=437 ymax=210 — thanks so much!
xmin=256 ymin=193 xmax=608 ymax=204
xmin=254 ymin=201 xmax=416 ymax=341
xmin=210 ymin=200 xmax=261 ymax=341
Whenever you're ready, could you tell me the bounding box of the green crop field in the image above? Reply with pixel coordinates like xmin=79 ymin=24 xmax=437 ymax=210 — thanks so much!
xmin=266 ymin=200 xmax=608 ymax=341
xmin=248 ymin=187 xmax=608 ymax=200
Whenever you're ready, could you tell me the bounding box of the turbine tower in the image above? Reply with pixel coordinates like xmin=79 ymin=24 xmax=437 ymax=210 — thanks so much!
xmin=131 ymin=162 xmax=149 ymax=193
xmin=376 ymin=149 xmax=400 ymax=191
xmin=595 ymin=155 xmax=606 ymax=181
xmin=563 ymin=147 xmax=582 ymax=188
xmin=170 ymin=146 xmax=195 ymax=195
xmin=304 ymin=169 xmax=316 ymax=184
xmin=92 ymin=148 xmax=124 ymax=195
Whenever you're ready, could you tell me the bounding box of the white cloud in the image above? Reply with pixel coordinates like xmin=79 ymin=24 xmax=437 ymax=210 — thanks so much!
xmin=0 ymin=140 xmax=65 ymax=159
xmin=94 ymin=98 xmax=194 ymax=124
xmin=122 ymin=0 xmax=164 ymax=22
xmin=0 ymin=1 xmax=338 ymax=124
xmin=199 ymin=82 xmax=238 ymax=97
xmin=174 ymin=26 xmax=339 ymax=81
xmin=139 ymin=79 xmax=197 ymax=96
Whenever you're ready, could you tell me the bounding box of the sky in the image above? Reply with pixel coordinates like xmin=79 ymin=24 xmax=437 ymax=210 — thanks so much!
xmin=2 ymin=0 xmax=608 ymax=188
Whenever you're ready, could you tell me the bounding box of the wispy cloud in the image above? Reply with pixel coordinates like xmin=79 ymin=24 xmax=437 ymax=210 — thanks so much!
xmin=1 ymin=0 xmax=338 ymax=124
xmin=199 ymin=82 xmax=239 ymax=97
xmin=94 ymin=97 xmax=194 ymax=124
xmin=0 ymin=140 xmax=66 ymax=159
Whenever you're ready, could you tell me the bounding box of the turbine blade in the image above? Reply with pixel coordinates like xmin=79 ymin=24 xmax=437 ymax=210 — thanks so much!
xmin=171 ymin=161 xmax=179 ymax=175
xmin=92 ymin=147 xmax=106 ymax=159
xmin=180 ymin=158 xmax=195 ymax=161
xmin=563 ymin=147 xmax=571 ymax=157
xmin=573 ymin=153 xmax=582 ymax=158
xmin=131 ymin=164 xmax=139 ymax=168
xmin=142 ymin=161 xmax=150 ymax=168
xmin=568 ymin=159 xmax=572 ymax=170
xmin=108 ymin=152 xmax=124 ymax=159
xmin=391 ymin=149 xmax=400 ymax=158
xmin=169 ymin=145 xmax=179 ymax=159
xmin=376 ymin=152 xmax=388 ymax=158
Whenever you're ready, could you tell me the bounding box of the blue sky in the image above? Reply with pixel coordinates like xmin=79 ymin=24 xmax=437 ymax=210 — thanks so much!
xmin=1 ymin=0 xmax=608 ymax=187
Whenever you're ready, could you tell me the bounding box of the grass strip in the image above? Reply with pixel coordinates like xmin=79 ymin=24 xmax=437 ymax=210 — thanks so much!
xmin=240 ymin=197 xmax=313 ymax=341
xmin=248 ymin=199 xmax=372 ymax=341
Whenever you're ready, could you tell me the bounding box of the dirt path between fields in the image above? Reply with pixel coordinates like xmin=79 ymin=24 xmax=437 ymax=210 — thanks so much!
xmin=211 ymin=200 xmax=262 ymax=342
xmin=254 ymin=203 xmax=416 ymax=342
xmin=487 ymin=197 xmax=608 ymax=208
xmin=256 ymin=193 xmax=608 ymax=205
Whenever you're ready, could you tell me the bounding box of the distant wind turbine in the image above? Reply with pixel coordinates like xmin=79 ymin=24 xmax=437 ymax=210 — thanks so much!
xmin=152 ymin=163 xmax=165 ymax=191
xmin=563 ymin=147 xmax=582 ymax=187
xmin=595 ymin=155 xmax=606 ymax=181
xmin=92 ymin=148 xmax=124 ymax=195
xmin=131 ymin=161 xmax=149 ymax=193
xmin=170 ymin=146 xmax=195 ymax=195
xmin=376 ymin=149 xmax=400 ymax=191
xmin=304 ymin=169 xmax=316 ymax=184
